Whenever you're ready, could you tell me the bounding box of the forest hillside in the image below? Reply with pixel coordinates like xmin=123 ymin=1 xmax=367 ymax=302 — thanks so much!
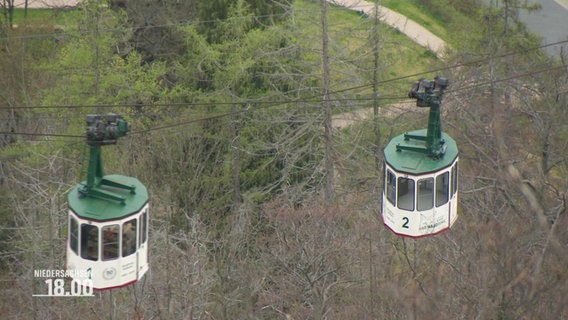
xmin=1 ymin=0 xmax=567 ymax=319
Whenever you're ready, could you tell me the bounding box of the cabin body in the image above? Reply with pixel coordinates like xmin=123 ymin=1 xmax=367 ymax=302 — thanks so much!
xmin=382 ymin=129 xmax=458 ymax=238
xmin=67 ymin=174 xmax=149 ymax=290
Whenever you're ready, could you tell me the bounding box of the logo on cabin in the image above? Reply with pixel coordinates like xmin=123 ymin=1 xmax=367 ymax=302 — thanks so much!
xmin=103 ymin=267 xmax=117 ymax=280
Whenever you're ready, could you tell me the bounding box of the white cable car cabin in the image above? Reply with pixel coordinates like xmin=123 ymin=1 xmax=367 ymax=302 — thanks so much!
xmin=66 ymin=115 xmax=149 ymax=290
xmin=381 ymin=77 xmax=459 ymax=238
xmin=382 ymin=133 xmax=458 ymax=238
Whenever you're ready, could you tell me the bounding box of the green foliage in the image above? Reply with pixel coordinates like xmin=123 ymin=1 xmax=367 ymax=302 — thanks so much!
xmin=36 ymin=2 xmax=132 ymax=108
xmin=7 ymin=7 xmax=78 ymax=26
xmin=123 ymin=0 xmax=196 ymax=64
xmin=197 ymin=0 xmax=294 ymax=43
xmin=175 ymin=25 xmax=221 ymax=91
xmin=2 ymin=0 xmax=443 ymax=245
xmin=99 ymin=52 xmax=170 ymax=105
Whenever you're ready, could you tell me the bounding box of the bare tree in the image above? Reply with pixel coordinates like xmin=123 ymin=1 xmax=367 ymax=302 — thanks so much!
xmin=321 ymin=0 xmax=334 ymax=205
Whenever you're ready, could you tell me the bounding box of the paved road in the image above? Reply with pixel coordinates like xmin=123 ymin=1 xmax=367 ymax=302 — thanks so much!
xmin=14 ymin=0 xmax=79 ymax=8
xmin=555 ymin=0 xmax=568 ymax=9
xmin=330 ymin=0 xmax=447 ymax=59
xmin=520 ymin=0 xmax=568 ymax=57
xmin=479 ymin=0 xmax=568 ymax=57
xmin=329 ymin=0 xmax=447 ymax=129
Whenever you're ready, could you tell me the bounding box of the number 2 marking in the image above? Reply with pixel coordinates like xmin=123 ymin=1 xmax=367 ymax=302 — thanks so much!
xmin=402 ymin=217 xmax=409 ymax=229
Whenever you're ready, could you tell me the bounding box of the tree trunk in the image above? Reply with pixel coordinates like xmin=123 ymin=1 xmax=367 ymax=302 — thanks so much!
xmin=321 ymin=0 xmax=334 ymax=204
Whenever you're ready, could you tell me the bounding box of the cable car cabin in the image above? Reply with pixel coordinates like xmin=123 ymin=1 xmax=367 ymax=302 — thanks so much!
xmin=67 ymin=175 xmax=149 ymax=290
xmin=381 ymin=77 xmax=459 ymax=238
xmin=382 ymin=130 xmax=458 ymax=237
xmin=66 ymin=114 xmax=149 ymax=290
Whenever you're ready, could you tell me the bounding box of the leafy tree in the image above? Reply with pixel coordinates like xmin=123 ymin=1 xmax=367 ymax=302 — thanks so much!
xmin=123 ymin=0 xmax=197 ymax=64
xmin=197 ymin=0 xmax=293 ymax=43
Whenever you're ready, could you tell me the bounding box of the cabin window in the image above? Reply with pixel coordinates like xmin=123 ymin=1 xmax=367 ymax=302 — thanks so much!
xmin=102 ymin=224 xmax=119 ymax=261
xmin=451 ymin=161 xmax=458 ymax=197
xmin=122 ymin=219 xmax=137 ymax=257
xmin=436 ymin=172 xmax=449 ymax=207
xmin=140 ymin=209 xmax=148 ymax=245
xmin=397 ymin=177 xmax=415 ymax=211
xmin=81 ymin=224 xmax=98 ymax=261
xmin=386 ymin=170 xmax=396 ymax=205
xmin=417 ymin=178 xmax=434 ymax=211
xmin=69 ymin=216 xmax=78 ymax=254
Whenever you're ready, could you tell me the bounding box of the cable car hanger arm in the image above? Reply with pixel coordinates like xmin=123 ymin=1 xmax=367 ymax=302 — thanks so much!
xmin=396 ymin=76 xmax=449 ymax=158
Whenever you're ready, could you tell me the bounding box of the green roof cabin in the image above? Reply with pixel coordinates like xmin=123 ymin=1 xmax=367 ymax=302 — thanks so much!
xmin=66 ymin=114 xmax=149 ymax=290
xmin=382 ymin=77 xmax=459 ymax=238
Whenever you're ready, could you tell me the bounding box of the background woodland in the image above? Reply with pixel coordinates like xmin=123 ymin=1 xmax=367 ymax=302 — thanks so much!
xmin=1 ymin=0 xmax=567 ymax=319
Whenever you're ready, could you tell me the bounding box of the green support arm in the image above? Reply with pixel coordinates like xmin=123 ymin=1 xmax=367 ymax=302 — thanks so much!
xmin=78 ymin=114 xmax=135 ymax=204
xmin=396 ymin=76 xmax=449 ymax=158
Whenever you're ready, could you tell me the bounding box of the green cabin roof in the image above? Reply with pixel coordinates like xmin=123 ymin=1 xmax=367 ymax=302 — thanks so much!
xmin=68 ymin=174 xmax=148 ymax=221
xmin=384 ymin=129 xmax=458 ymax=175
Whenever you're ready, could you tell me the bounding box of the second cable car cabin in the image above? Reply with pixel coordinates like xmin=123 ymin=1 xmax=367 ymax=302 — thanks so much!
xmin=382 ymin=77 xmax=458 ymax=238
xmin=66 ymin=114 xmax=149 ymax=290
